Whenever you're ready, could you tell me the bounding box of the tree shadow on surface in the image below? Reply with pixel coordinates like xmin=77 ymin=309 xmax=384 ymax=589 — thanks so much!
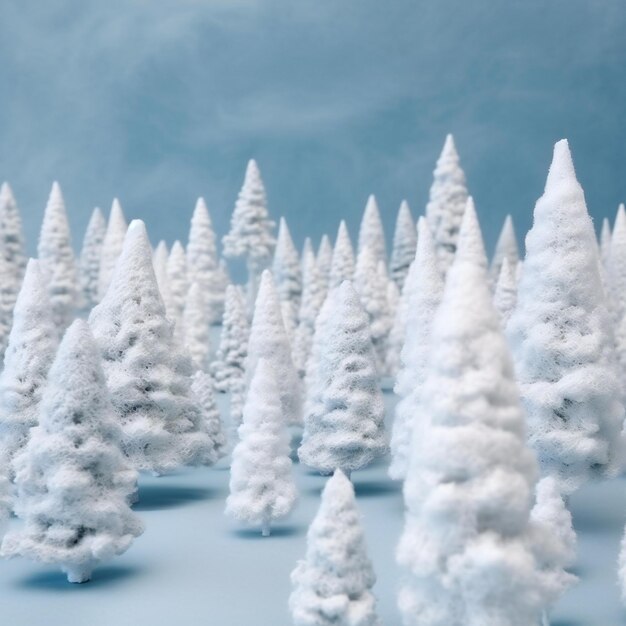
xmin=233 ymin=525 xmax=303 ymax=540
xmin=132 ymin=485 xmax=217 ymax=511
xmin=17 ymin=565 xmax=142 ymax=591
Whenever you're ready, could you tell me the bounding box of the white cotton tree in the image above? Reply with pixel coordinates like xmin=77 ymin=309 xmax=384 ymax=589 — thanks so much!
xmin=600 ymin=216 xmax=612 ymax=275
xmin=167 ymin=241 xmax=188 ymax=324
xmin=180 ymin=282 xmax=212 ymax=373
xmin=290 ymin=469 xmax=380 ymax=626
xmin=223 ymin=160 xmax=276 ymax=307
xmin=1 ymin=320 xmax=143 ymax=583
xmin=78 ymin=207 xmax=106 ymax=311
xmin=386 ymin=259 xmax=415 ymax=378
xmin=37 ymin=182 xmax=79 ymax=331
xmin=493 ymin=257 xmax=517 ymax=327
xmin=425 ymin=134 xmax=469 ymax=273
xmin=301 ymin=238 xmax=314 ymax=269
xmin=609 ymin=205 xmax=626 ymax=376
xmin=317 ymin=234 xmax=333 ymax=287
xmin=0 ymin=253 xmax=17 ymax=359
xmin=490 ymin=214 xmax=519 ymax=280
xmin=299 ymin=281 xmax=387 ymax=475
xmin=0 ymin=260 xmax=58 ymax=475
xmin=246 ymin=270 xmax=301 ymax=425
xmin=89 ymin=220 xmax=220 ymax=474
xmin=507 ymin=139 xmax=624 ymax=495
xmin=192 ymin=371 xmax=227 ymax=461
xmin=358 ymin=195 xmax=387 ymax=265
xmin=0 ymin=182 xmax=27 ymax=295
xmin=329 ymin=221 xmax=355 ymax=289
xmin=153 ymin=241 xmax=175 ymax=320
xmin=98 ymin=198 xmax=127 ymax=300
xmin=187 ymin=198 xmax=224 ymax=323
xmin=397 ymin=223 xmax=562 ymax=626
xmin=388 ymin=217 xmax=444 ymax=480
xmin=389 ymin=200 xmax=416 ymax=291
xmin=226 ymin=358 xmax=297 ymax=536
xmin=272 ymin=217 xmax=302 ymax=334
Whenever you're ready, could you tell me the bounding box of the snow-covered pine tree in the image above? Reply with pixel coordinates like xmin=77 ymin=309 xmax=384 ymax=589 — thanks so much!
xmin=490 ymin=214 xmax=519 ymax=280
xmin=507 ymin=140 xmax=624 ymax=495
xmin=328 ymin=221 xmax=355 ymax=290
xmin=246 ymin=270 xmax=301 ymax=425
xmin=37 ymin=181 xmax=79 ymax=331
xmin=272 ymin=217 xmax=302 ymax=334
xmin=223 ymin=160 xmax=276 ymax=308
xmin=180 ymin=282 xmax=211 ymax=373
xmin=289 ymin=469 xmax=380 ymax=626
xmin=299 ymin=280 xmax=386 ymax=475
xmin=0 ymin=259 xmax=57 ymax=476
xmin=98 ymin=198 xmax=127 ymax=300
xmin=397 ymin=217 xmax=561 ymax=626
xmin=358 ymin=195 xmax=386 ymax=266
xmin=600 ymin=216 xmax=612 ymax=275
xmin=388 ymin=217 xmax=443 ymax=481
xmin=153 ymin=241 xmax=175 ymax=320
xmin=425 ymin=134 xmax=469 ymax=274
xmin=1 ymin=320 xmax=143 ymax=583
xmin=609 ymin=205 xmax=626 ymax=377
xmin=78 ymin=207 xmax=106 ymax=311
xmin=187 ymin=197 xmax=224 ymax=323
xmin=226 ymin=358 xmax=297 ymax=536
xmin=0 ymin=252 xmax=17 ymax=359
xmin=386 ymin=259 xmax=415 ymax=378
xmin=493 ymin=257 xmax=517 ymax=328
xmin=0 ymin=182 xmax=27 ymax=295
xmin=191 ymin=371 xmax=227 ymax=461
xmin=301 ymin=237 xmax=314 ymax=267
xmin=89 ymin=220 xmax=219 ymax=474
xmin=167 ymin=241 xmax=188 ymax=324
xmin=316 ymin=234 xmax=333 ymax=289
xmin=389 ymin=200 xmax=416 ymax=291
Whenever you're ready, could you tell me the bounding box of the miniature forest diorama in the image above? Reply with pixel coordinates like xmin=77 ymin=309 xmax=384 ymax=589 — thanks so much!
xmin=0 ymin=137 xmax=624 ymax=625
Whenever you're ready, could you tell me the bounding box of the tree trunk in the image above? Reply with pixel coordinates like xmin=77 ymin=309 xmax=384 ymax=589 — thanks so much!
xmin=64 ymin=561 xmax=94 ymax=584
xmin=261 ymin=519 xmax=271 ymax=537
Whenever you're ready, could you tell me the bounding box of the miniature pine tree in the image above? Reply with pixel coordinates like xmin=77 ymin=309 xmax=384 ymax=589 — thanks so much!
xmin=187 ymin=198 xmax=225 ymax=323
xmin=78 ymin=207 xmax=106 ymax=310
xmin=246 ymin=270 xmax=301 ymax=425
xmin=389 ymin=218 xmax=443 ymax=481
xmin=357 ymin=195 xmax=387 ymax=265
xmin=98 ymin=198 xmax=127 ymax=300
xmin=272 ymin=217 xmax=302 ymax=334
xmin=1 ymin=320 xmax=143 ymax=583
xmin=89 ymin=220 xmax=219 ymax=474
xmin=299 ymin=281 xmax=387 ymax=475
xmin=0 ymin=182 xmax=27 ymax=294
xmin=37 ymin=181 xmax=79 ymax=331
xmin=507 ymin=140 xmax=624 ymax=494
xmin=600 ymin=216 xmax=612 ymax=275
xmin=0 ymin=252 xmax=17 ymax=360
xmin=328 ymin=221 xmax=355 ymax=290
xmin=0 ymin=260 xmax=58 ymax=475
xmin=223 ymin=160 xmax=276 ymax=307
xmin=302 ymin=237 xmax=314 ymax=263
xmin=397 ymin=226 xmax=561 ymax=626
xmin=386 ymin=259 xmax=415 ymax=378
xmin=490 ymin=214 xmax=519 ymax=280
xmin=167 ymin=241 xmax=188 ymax=324
xmin=609 ymin=205 xmax=626 ymax=375
xmin=180 ymin=282 xmax=212 ymax=373
xmin=316 ymin=234 xmax=333 ymax=288
xmin=493 ymin=257 xmax=517 ymax=327
xmin=191 ymin=371 xmax=227 ymax=461
xmin=153 ymin=240 xmax=175 ymax=320
xmin=290 ymin=469 xmax=380 ymax=626
xmin=226 ymin=358 xmax=297 ymax=536
xmin=389 ymin=200 xmax=416 ymax=291
xmin=425 ymin=134 xmax=469 ymax=273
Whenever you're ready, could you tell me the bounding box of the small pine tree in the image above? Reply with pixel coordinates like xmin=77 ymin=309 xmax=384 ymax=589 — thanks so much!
xmin=425 ymin=134 xmax=469 ymax=273
xmin=180 ymin=282 xmax=212 ymax=373
xmin=386 ymin=259 xmax=415 ymax=378
xmin=490 ymin=214 xmax=519 ymax=280
xmin=272 ymin=217 xmax=302 ymax=334
xmin=98 ymin=198 xmax=127 ymax=300
xmin=290 ymin=469 xmax=381 ymax=626
xmin=192 ymin=371 xmax=227 ymax=461
xmin=37 ymin=182 xmax=79 ymax=331
xmin=223 ymin=160 xmax=276 ymax=307
xmin=78 ymin=207 xmax=106 ymax=310
xmin=600 ymin=216 xmax=612 ymax=275
xmin=0 ymin=181 xmax=27 ymax=297
xmin=226 ymin=358 xmax=297 ymax=536
xmin=0 ymin=260 xmax=58 ymax=475
xmin=358 ymin=195 xmax=387 ymax=265
xmin=507 ymin=140 xmax=624 ymax=494
xmin=89 ymin=220 xmax=219 ymax=474
xmin=389 ymin=200 xmax=416 ymax=291
xmin=299 ymin=281 xmax=387 ymax=475
xmin=1 ymin=320 xmax=143 ymax=583
xmin=493 ymin=257 xmax=517 ymax=327
xmin=0 ymin=252 xmax=17 ymax=359
xmin=609 ymin=205 xmax=626 ymax=376
xmin=316 ymin=234 xmax=333 ymax=289
xmin=167 ymin=241 xmax=188 ymax=324
xmin=329 ymin=221 xmax=355 ymax=290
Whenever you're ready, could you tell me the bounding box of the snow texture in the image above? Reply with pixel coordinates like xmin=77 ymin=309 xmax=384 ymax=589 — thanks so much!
xmin=299 ymin=281 xmax=387 ymax=474
xmin=272 ymin=217 xmax=302 ymax=336
xmin=78 ymin=207 xmax=106 ymax=311
xmin=389 ymin=200 xmax=416 ymax=291
xmin=329 ymin=221 xmax=355 ymax=290
xmin=493 ymin=257 xmax=517 ymax=327
xmin=180 ymin=282 xmax=212 ymax=373
xmin=490 ymin=214 xmax=519 ymax=280
xmin=290 ymin=470 xmax=381 ymax=626
xmin=1 ymin=320 xmax=143 ymax=583
xmin=226 ymin=358 xmax=297 ymax=536
xmin=357 ymin=195 xmax=387 ymax=266
xmin=191 ymin=371 xmax=227 ymax=461
xmin=98 ymin=199 xmax=127 ymax=301
xmin=167 ymin=241 xmax=188 ymax=324
xmin=507 ymin=140 xmax=624 ymax=495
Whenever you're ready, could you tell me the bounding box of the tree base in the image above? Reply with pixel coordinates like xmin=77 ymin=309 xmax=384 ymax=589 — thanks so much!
xmin=64 ymin=562 xmax=94 ymax=584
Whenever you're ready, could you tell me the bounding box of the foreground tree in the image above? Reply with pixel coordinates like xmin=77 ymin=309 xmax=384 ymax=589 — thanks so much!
xmin=490 ymin=214 xmax=519 ymax=280
xmin=290 ymin=470 xmax=380 ymax=626
xmin=98 ymin=198 xmax=127 ymax=300
xmin=78 ymin=207 xmax=106 ymax=311
xmin=272 ymin=217 xmax=302 ymax=334
xmin=357 ymin=195 xmax=386 ymax=265
xmin=226 ymin=358 xmax=297 ymax=536
xmin=89 ymin=220 xmax=219 ymax=474
xmin=507 ymin=140 xmax=623 ymax=494
xmin=389 ymin=200 xmax=416 ymax=291
xmin=1 ymin=320 xmax=143 ymax=583
xmin=329 ymin=221 xmax=355 ymax=289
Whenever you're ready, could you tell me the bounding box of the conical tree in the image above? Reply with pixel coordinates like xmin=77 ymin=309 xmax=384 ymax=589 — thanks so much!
xmin=600 ymin=216 xmax=612 ymax=275
xmin=389 ymin=200 xmax=416 ymax=291
xmin=191 ymin=371 xmax=227 ymax=461
xmin=329 ymin=221 xmax=355 ymax=290
xmin=507 ymin=140 xmax=624 ymax=494
xmin=0 ymin=251 xmax=17 ymax=360
xmin=357 ymin=195 xmax=386 ymax=265
xmin=490 ymin=214 xmax=519 ymax=280
xmin=272 ymin=217 xmax=302 ymax=334
xmin=153 ymin=241 xmax=175 ymax=320
xmin=223 ymin=160 xmax=276 ymax=307
xmin=493 ymin=257 xmax=517 ymax=327
xmin=0 ymin=181 xmax=27 ymax=294
xmin=425 ymin=134 xmax=469 ymax=273
xmin=226 ymin=358 xmax=297 ymax=536
xmin=37 ymin=182 xmax=79 ymax=331
xmin=386 ymin=259 xmax=416 ymax=378
xmin=78 ymin=207 xmax=106 ymax=311
xmin=316 ymin=234 xmax=333 ymax=289
xmin=167 ymin=241 xmax=188 ymax=324
xmin=98 ymin=198 xmax=127 ymax=300
xmin=299 ymin=281 xmax=386 ymax=475
xmin=610 ymin=206 xmax=626 ymax=377
xmin=89 ymin=220 xmax=219 ymax=474
xmin=0 ymin=260 xmax=58 ymax=475
xmin=180 ymin=282 xmax=211 ymax=373
xmin=290 ymin=469 xmax=380 ymax=626
xmin=246 ymin=270 xmax=301 ymax=425
xmin=389 ymin=218 xmax=443 ymax=480
xmin=1 ymin=320 xmax=143 ymax=583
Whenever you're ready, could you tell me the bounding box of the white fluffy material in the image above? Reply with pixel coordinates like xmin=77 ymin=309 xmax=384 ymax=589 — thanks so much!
xmin=167 ymin=240 xmax=188 ymax=324
xmin=191 ymin=371 xmax=227 ymax=461
xmin=493 ymin=258 xmax=517 ymax=327
xmin=98 ymin=198 xmax=127 ymax=300
xmin=78 ymin=207 xmax=106 ymax=311
xmin=272 ymin=217 xmax=302 ymax=334
xmin=357 ymin=195 xmax=386 ymax=266
xmin=180 ymin=282 xmax=212 ymax=373
xmin=389 ymin=200 xmax=416 ymax=291
xmin=329 ymin=221 xmax=355 ymax=290
xmin=490 ymin=214 xmax=519 ymax=280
